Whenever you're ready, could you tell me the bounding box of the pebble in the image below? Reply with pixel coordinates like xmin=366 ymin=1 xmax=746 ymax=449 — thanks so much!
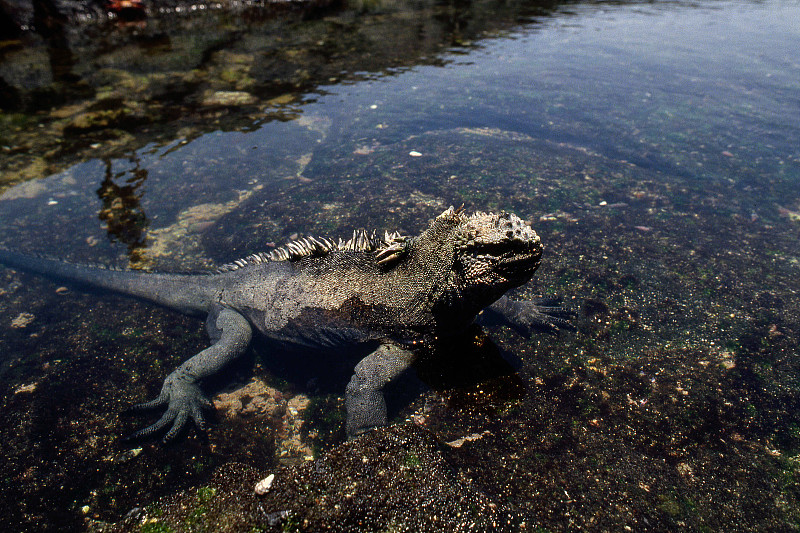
xmin=113 ymin=447 xmax=143 ymax=463
xmin=266 ymin=510 xmax=290 ymax=526
xmin=409 ymin=151 xmax=422 ymax=157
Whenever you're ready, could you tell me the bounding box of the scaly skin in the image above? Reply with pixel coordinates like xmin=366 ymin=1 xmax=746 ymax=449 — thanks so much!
xmin=0 ymin=207 xmax=571 ymax=441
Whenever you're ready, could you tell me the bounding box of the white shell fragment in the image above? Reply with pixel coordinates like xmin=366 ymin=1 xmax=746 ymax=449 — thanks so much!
xmin=446 ymin=431 xmax=491 ymax=448
xmin=409 ymin=150 xmax=422 ymax=157
xmin=254 ymin=473 xmax=275 ymax=495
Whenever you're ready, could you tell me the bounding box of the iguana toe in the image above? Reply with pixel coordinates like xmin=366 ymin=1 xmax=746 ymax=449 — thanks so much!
xmin=124 ymin=410 xmax=176 ymax=442
xmin=129 ymin=392 xmax=169 ymax=412
xmin=190 ymin=403 xmax=209 ymax=432
xmin=162 ymin=411 xmax=189 ymax=442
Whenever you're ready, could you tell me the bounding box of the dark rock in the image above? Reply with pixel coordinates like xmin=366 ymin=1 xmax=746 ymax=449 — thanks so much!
xmin=581 ymin=298 xmax=609 ymax=317
xmin=0 ymin=76 xmax=22 ymax=110
xmin=755 ymin=290 xmax=784 ymax=309
xmin=2 ymin=0 xmax=106 ymax=37
xmin=0 ymin=0 xmax=34 ymax=36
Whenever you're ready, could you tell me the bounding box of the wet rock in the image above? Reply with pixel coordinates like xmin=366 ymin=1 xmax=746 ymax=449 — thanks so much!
xmin=213 ymin=378 xmax=314 ymax=462
xmin=0 ymin=0 xmax=337 ymax=37
xmin=201 ymin=90 xmax=258 ymax=107
xmin=109 ymin=425 xmax=519 ymax=532
xmin=63 ymin=107 xmax=140 ymax=135
xmin=756 ymin=291 xmax=784 ymax=309
xmin=267 ymin=425 xmax=519 ymax=530
xmin=278 ymin=394 xmax=313 ymax=462
xmin=0 ymin=0 xmax=106 ymax=37
xmin=581 ymin=298 xmax=608 ymax=317
xmin=14 ymin=382 xmax=37 ymax=393
xmin=777 ymin=205 xmax=800 ymax=222
xmin=144 ymin=188 xmax=264 ymax=266
xmin=0 ymin=76 xmax=22 ymax=109
xmin=445 ymin=430 xmax=491 ymax=448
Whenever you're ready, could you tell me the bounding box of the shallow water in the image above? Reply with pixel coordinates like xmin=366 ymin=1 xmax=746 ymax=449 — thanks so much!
xmin=1 ymin=0 xmax=799 ymax=531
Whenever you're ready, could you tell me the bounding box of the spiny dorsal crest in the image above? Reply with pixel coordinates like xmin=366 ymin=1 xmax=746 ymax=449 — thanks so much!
xmin=436 ymin=204 xmax=466 ymax=220
xmin=216 ymin=228 xmax=410 ymax=273
xmin=375 ymin=230 xmax=408 ymax=266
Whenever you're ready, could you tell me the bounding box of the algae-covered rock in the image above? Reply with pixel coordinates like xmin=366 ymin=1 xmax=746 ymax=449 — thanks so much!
xmin=108 ymin=425 xmax=519 ymax=532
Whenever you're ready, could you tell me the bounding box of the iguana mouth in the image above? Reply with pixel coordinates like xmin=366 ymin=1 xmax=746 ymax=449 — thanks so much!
xmin=497 ymin=251 xmax=540 ymax=277
xmin=499 ymin=251 xmax=538 ymax=267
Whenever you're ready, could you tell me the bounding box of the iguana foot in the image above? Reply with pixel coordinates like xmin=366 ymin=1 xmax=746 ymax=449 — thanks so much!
xmin=515 ymin=297 xmax=576 ymax=334
xmin=125 ymin=374 xmax=212 ymax=442
xmin=482 ymin=295 xmax=575 ymax=335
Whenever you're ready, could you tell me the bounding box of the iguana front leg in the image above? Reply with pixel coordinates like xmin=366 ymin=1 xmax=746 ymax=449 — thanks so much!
xmin=346 ymin=343 xmax=416 ymax=438
xmin=480 ymin=295 xmax=575 ymax=335
xmin=127 ymin=306 xmax=253 ymax=442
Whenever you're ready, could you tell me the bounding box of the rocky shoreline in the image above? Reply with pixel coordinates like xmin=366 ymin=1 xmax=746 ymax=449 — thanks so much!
xmin=0 ymin=0 xmax=338 ymax=37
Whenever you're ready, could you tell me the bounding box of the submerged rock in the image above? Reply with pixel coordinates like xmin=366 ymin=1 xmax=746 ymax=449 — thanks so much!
xmin=201 ymin=90 xmax=258 ymax=107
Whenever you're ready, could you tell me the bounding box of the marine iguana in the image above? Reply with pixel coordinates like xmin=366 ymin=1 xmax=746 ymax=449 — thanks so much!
xmin=0 ymin=207 xmax=571 ymax=441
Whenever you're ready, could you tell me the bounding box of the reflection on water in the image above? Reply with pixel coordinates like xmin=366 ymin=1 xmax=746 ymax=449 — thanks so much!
xmin=97 ymin=156 xmax=149 ymax=265
xmin=0 ymin=0 xmax=799 ymax=531
xmin=0 ymin=0 xmax=589 ymax=197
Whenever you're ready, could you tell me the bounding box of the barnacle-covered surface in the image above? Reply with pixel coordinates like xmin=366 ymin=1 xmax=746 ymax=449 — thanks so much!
xmin=1 ymin=0 xmax=800 ymax=531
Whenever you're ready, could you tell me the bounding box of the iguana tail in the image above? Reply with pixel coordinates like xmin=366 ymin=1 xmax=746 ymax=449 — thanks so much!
xmin=0 ymin=249 xmax=217 ymax=316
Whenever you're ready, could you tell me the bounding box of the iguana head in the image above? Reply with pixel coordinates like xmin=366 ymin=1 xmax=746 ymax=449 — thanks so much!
xmin=448 ymin=208 xmax=542 ymax=290
xmin=398 ymin=207 xmax=543 ymax=311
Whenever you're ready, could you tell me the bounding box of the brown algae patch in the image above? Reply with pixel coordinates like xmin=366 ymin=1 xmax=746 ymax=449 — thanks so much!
xmin=213 ymin=378 xmax=314 ymax=463
xmin=10 ymin=312 xmax=35 ymax=328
